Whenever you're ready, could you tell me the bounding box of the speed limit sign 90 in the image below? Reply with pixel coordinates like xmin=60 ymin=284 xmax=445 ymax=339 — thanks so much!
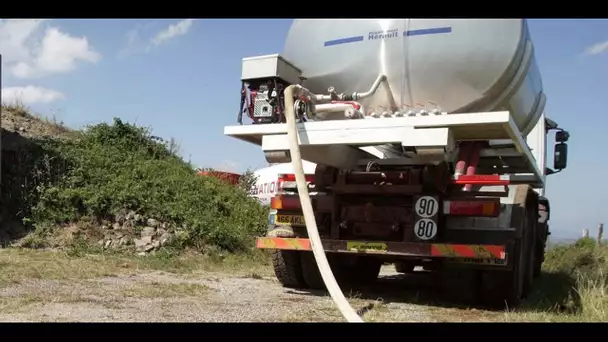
xmin=413 ymin=196 xmax=439 ymax=240
xmin=414 ymin=196 xmax=439 ymax=217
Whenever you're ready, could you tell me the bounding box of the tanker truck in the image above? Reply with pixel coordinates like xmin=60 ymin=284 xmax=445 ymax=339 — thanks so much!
xmin=224 ymin=19 xmax=570 ymax=308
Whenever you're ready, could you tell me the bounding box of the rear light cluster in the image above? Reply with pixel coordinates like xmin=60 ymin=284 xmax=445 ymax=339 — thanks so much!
xmin=271 ymin=197 xmax=499 ymax=216
xmin=270 ymin=195 xmax=302 ymax=210
xmin=277 ymin=173 xmax=315 ymax=189
xmin=272 ymin=173 xmax=500 ymax=218
xmin=271 ymin=174 xmax=315 ymax=210
xmin=444 ymin=200 xmax=500 ymax=217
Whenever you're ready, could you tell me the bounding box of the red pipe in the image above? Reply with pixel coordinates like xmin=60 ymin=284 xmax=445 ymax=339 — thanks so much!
xmin=463 ymin=142 xmax=482 ymax=192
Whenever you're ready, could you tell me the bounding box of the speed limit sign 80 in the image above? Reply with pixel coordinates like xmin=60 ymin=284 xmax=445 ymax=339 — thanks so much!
xmin=413 ymin=196 xmax=439 ymax=240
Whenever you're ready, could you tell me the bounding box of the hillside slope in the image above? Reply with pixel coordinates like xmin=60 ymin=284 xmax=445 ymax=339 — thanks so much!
xmin=0 ymin=103 xmax=267 ymax=253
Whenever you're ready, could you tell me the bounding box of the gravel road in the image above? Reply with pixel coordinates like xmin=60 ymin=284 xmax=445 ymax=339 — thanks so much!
xmin=0 ymin=265 xmax=500 ymax=322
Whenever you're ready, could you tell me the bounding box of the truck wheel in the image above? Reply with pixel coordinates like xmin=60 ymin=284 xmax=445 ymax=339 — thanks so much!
xmin=533 ymin=224 xmax=547 ymax=278
xmin=271 ymin=250 xmax=306 ymax=289
xmin=439 ymin=269 xmax=480 ymax=304
xmin=533 ymin=247 xmax=544 ymax=278
xmin=395 ymin=261 xmax=415 ymax=274
xmin=301 ymin=252 xmax=333 ymax=289
xmin=480 ymin=270 xmax=519 ymax=308
xmin=480 ymin=187 xmax=537 ymax=308
xmin=480 ymin=238 xmax=526 ymax=309
xmin=522 ymin=194 xmax=538 ymax=297
xmin=300 ymin=252 xmax=351 ymax=290
xmin=348 ymin=257 xmax=382 ymax=285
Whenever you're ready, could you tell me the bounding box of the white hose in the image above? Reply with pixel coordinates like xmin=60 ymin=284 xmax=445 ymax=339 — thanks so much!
xmin=283 ymin=85 xmax=364 ymax=323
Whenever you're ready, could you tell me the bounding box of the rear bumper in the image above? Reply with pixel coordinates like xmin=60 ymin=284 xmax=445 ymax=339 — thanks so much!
xmin=256 ymin=237 xmax=506 ymax=260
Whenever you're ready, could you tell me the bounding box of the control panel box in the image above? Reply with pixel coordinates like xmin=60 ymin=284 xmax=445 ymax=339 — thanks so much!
xmin=241 ymin=54 xmax=302 ymax=85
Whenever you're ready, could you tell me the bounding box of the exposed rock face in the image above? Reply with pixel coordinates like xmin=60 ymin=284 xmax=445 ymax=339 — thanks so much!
xmin=97 ymin=211 xmax=178 ymax=254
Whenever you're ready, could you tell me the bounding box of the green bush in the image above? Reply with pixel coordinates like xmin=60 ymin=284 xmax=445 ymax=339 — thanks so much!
xmin=28 ymin=118 xmax=267 ymax=252
xmin=511 ymin=239 xmax=607 ymax=321
xmin=574 ymin=237 xmax=597 ymax=249
xmin=545 ymin=238 xmax=603 ymax=278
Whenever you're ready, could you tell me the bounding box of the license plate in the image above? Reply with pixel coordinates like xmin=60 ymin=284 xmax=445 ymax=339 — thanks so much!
xmin=346 ymin=241 xmax=388 ymax=254
xmin=275 ymin=214 xmax=305 ymax=226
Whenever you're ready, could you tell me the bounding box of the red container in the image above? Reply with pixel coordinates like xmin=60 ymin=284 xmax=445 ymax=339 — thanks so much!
xmin=197 ymin=170 xmax=241 ymax=185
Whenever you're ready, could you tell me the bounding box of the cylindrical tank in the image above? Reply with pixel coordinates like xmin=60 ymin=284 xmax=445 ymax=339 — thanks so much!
xmin=283 ymin=19 xmax=545 ymax=136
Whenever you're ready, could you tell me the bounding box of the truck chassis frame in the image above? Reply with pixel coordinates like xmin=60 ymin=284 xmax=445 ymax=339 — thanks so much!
xmin=225 ymin=110 xmax=549 ymax=308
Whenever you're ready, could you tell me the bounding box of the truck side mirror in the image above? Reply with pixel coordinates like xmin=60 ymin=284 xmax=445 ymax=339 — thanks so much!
xmin=554 ymin=143 xmax=568 ymax=170
xmin=555 ymin=130 xmax=570 ymax=143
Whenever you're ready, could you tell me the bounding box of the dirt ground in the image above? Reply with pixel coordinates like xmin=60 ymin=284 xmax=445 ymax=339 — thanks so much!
xmin=0 ymin=249 xmax=507 ymax=322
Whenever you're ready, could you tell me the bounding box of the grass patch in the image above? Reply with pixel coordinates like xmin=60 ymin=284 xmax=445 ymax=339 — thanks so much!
xmin=0 ymin=291 xmax=108 ymax=315
xmin=0 ymin=248 xmax=272 ymax=287
xmin=0 ymin=100 xmax=73 ymax=137
xmin=505 ymin=238 xmax=607 ymax=322
xmin=0 ymin=294 xmax=48 ymax=314
xmin=2 ymin=99 xmax=31 ymax=118
xmin=122 ymin=282 xmax=210 ymax=298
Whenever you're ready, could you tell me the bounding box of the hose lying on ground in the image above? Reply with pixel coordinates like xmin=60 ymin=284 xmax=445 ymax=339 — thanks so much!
xmin=283 ymin=84 xmax=364 ymax=323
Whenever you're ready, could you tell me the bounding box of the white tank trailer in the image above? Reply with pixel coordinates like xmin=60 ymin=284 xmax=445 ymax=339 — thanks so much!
xmin=224 ymin=19 xmax=571 ymax=309
xmin=284 ymin=19 xmax=544 ymax=136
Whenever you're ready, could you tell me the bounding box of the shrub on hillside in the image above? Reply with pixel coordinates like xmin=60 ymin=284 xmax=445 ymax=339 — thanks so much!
xmin=29 ymin=118 xmax=267 ymax=252
xmin=515 ymin=238 xmax=607 ymax=321
xmin=238 ymin=169 xmax=258 ymax=194
xmin=545 ymin=238 xmax=604 ymax=278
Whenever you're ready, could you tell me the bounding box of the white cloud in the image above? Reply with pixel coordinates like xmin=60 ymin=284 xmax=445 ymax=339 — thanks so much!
xmin=117 ymin=22 xmax=151 ymax=58
xmin=2 ymin=86 xmax=65 ymax=105
xmin=117 ymin=19 xmax=196 ymax=57
xmin=0 ymin=19 xmax=48 ymax=64
xmin=584 ymin=40 xmax=608 ymax=56
xmin=151 ymin=19 xmax=196 ymax=47
xmin=0 ymin=19 xmax=101 ymax=79
xmin=126 ymin=27 xmax=140 ymax=46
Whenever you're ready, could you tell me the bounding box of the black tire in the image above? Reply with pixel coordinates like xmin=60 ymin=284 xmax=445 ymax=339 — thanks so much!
xmin=533 ymin=254 xmax=542 ymax=278
xmin=481 ymin=236 xmax=526 ymax=309
xmin=533 ymin=247 xmax=544 ymax=278
xmin=440 ymin=269 xmax=480 ymax=304
xmin=300 ymin=253 xmax=378 ymax=289
xmin=533 ymin=224 xmax=547 ymax=278
xmin=348 ymin=257 xmax=382 ymax=285
xmin=480 ymin=270 xmax=519 ymax=309
xmin=272 ymin=250 xmax=306 ymax=289
xmin=395 ymin=261 xmax=415 ymax=274
xmin=522 ymin=194 xmax=538 ymax=297
xmin=300 ymin=252 xmax=331 ymax=289
xmin=481 ymin=188 xmax=537 ymax=309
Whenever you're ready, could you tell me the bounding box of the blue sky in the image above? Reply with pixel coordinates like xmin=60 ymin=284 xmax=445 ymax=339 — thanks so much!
xmin=1 ymin=18 xmax=607 ymax=240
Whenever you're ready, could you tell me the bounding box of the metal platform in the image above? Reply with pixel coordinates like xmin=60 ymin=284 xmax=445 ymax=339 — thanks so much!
xmin=224 ymin=111 xmax=544 ymax=187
